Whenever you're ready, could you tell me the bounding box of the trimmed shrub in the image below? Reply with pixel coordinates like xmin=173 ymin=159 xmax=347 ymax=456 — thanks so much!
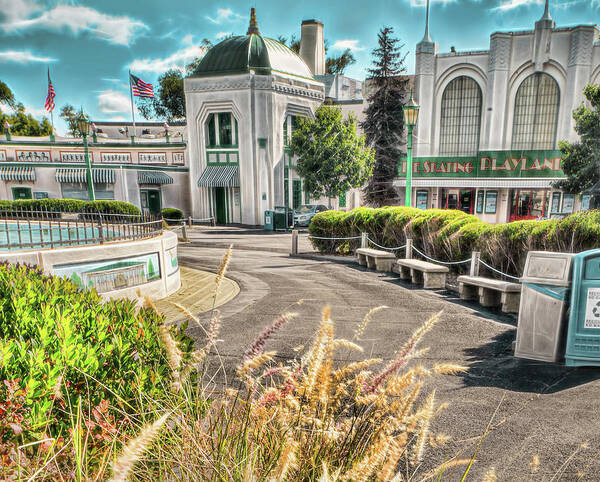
xmin=308 ymin=207 xmax=600 ymax=278
xmin=0 ymin=263 xmax=193 ymax=440
xmin=5 ymin=199 xmax=140 ymax=216
xmin=162 ymin=207 xmax=184 ymax=223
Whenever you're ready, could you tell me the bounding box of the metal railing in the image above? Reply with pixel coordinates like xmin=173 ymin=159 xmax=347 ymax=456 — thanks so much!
xmin=0 ymin=208 xmax=163 ymax=251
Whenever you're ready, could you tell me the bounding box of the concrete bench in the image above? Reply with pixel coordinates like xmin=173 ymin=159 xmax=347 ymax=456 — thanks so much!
xmin=356 ymin=248 xmax=396 ymax=272
xmin=393 ymin=259 xmax=449 ymax=289
xmin=457 ymin=275 xmax=521 ymax=313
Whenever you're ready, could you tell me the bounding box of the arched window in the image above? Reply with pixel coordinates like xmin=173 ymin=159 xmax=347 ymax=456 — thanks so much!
xmin=439 ymin=76 xmax=482 ymax=156
xmin=512 ymin=73 xmax=559 ymax=151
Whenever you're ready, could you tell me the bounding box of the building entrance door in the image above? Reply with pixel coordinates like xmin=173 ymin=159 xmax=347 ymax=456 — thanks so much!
xmin=215 ymin=187 xmax=226 ymax=224
xmin=140 ymin=189 xmax=161 ymax=215
xmin=459 ymin=189 xmax=474 ymax=214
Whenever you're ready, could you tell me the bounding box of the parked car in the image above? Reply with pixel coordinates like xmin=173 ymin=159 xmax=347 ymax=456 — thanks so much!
xmin=293 ymin=204 xmax=328 ymax=226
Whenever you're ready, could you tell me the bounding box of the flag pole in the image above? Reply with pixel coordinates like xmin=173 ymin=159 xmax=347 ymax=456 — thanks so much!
xmin=48 ymin=67 xmax=55 ymax=135
xmin=128 ymin=70 xmax=136 ymax=138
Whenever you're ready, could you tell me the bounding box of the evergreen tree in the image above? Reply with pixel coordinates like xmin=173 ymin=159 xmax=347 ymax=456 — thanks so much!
xmin=553 ymin=84 xmax=600 ymax=207
xmin=361 ymin=27 xmax=409 ymax=206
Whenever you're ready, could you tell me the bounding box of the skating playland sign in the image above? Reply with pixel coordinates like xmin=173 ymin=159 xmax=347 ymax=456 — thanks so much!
xmin=399 ymin=150 xmax=565 ymax=179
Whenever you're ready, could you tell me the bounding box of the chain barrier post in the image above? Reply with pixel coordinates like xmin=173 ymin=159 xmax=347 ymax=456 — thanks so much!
xmin=405 ymin=238 xmax=413 ymax=259
xmin=182 ymin=223 xmax=188 ymax=240
xmin=291 ymin=229 xmax=298 ymax=255
xmin=361 ymin=232 xmax=367 ymax=249
xmin=188 ymin=216 xmax=192 ymax=228
xmin=470 ymin=251 xmax=480 ymax=277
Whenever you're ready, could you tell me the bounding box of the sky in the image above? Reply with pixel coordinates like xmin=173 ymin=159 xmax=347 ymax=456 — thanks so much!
xmin=0 ymin=0 xmax=598 ymax=135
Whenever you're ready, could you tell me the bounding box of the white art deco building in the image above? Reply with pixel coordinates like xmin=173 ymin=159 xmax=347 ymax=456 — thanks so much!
xmin=401 ymin=0 xmax=600 ymax=222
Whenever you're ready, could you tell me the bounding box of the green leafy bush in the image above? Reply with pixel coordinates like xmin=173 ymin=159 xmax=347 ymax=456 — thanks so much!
xmin=4 ymin=199 xmax=140 ymax=216
xmin=0 ymin=263 xmax=193 ymax=441
xmin=162 ymin=208 xmax=184 ymax=223
xmin=309 ymin=207 xmax=600 ymax=277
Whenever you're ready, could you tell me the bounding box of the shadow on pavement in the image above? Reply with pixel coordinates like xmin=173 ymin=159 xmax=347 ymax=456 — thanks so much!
xmin=459 ymin=329 xmax=600 ymax=394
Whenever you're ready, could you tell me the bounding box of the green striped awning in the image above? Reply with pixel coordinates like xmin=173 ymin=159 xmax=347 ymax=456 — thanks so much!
xmin=55 ymin=168 xmax=115 ymax=184
xmin=137 ymin=171 xmax=174 ymax=185
xmin=0 ymin=166 xmax=36 ymax=182
xmin=197 ymin=165 xmax=239 ymax=187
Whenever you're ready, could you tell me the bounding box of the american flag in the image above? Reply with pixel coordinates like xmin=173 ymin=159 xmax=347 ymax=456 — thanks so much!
xmin=130 ymin=73 xmax=154 ymax=98
xmin=45 ymin=69 xmax=55 ymax=112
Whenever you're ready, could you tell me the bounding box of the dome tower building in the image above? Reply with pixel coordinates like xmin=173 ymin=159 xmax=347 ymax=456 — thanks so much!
xmin=185 ymin=8 xmax=325 ymax=225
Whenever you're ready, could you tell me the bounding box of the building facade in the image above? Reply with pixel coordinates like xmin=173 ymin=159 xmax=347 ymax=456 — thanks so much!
xmin=398 ymin=0 xmax=599 ymax=222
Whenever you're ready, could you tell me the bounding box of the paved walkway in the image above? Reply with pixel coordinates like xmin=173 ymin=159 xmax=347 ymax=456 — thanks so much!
xmin=177 ymin=228 xmax=600 ymax=480
xmin=155 ymin=266 xmax=239 ymax=323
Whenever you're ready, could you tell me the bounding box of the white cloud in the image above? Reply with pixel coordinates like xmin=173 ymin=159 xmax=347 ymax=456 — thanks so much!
xmin=182 ymin=34 xmax=193 ymax=45
xmin=332 ymin=40 xmax=364 ymax=52
xmin=98 ymin=90 xmax=131 ymax=114
xmin=0 ymin=49 xmax=55 ymax=63
xmin=493 ymin=0 xmax=543 ymax=11
xmin=24 ymin=105 xmax=48 ymax=117
xmin=205 ymin=8 xmax=243 ymax=25
xmin=108 ymin=115 xmax=127 ymax=122
xmin=1 ymin=0 xmax=147 ymax=46
xmin=129 ymin=45 xmax=208 ymax=73
xmin=216 ymin=31 xmax=230 ymax=39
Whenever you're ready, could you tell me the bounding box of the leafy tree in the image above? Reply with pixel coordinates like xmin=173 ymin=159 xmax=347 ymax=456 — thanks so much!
xmin=278 ymin=35 xmax=301 ymax=54
xmin=278 ymin=36 xmax=356 ymax=75
xmin=553 ymin=84 xmax=600 ymax=206
xmin=59 ymin=104 xmax=89 ymax=137
xmin=137 ymin=70 xmax=186 ymax=121
xmin=361 ymin=27 xmax=409 ymax=206
xmin=290 ymin=106 xmax=375 ymax=203
xmin=0 ymin=104 xmax=52 ymax=136
xmin=0 ymin=80 xmax=16 ymax=111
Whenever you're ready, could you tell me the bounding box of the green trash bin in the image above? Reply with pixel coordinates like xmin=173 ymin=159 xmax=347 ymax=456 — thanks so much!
xmin=264 ymin=210 xmax=274 ymax=231
xmin=565 ymin=248 xmax=600 ymax=367
xmin=273 ymin=206 xmax=292 ymax=231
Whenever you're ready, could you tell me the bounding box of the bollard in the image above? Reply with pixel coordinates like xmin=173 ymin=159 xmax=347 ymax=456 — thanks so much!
xmin=188 ymin=216 xmax=192 ymax=228
xmin=405 ymin=238 xmax=413 ymax=259
xmin=361 ymin=232 xmax=367 ymax=249
xmin=470 ymin=251 xmax=480 ymax=277
xmin=212 ymin=216 xmax=216 ymax=227
xmin=181 ymin=223 xmax=188 ymax=240
xmin=291 ymin=229 xmax=298 ymax=255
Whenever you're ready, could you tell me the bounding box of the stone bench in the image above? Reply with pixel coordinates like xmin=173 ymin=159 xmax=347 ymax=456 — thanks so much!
xmin=356 ymin=248 xmax=396 ymax=272
xmin=457 ymin=275 xmax=521 ymax=313
xmin=393 ymin=259 xmax=449 ymax=289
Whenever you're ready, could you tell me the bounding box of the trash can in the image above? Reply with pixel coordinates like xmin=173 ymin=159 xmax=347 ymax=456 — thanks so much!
xmin=264 ymin=210 xmax=274 ymax=231
xmin=565 ymin=249 xmax=600 ymax=367
xmin=515 ymin=251 xmax=575 ymax=362
xmin=273 ymin=206 xmax=292 ymax=231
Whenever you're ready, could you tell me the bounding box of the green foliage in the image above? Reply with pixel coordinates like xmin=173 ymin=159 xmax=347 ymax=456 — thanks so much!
xmin=0 ymin=80 xmax=16 ymax=110
xmin=325 ymin=48 xmax=357 ymax=75
xmin=290 ymin=106 xmax=375 ymax=200
xmin=3 ymin=199 xmax=140 ymax=216
xmin=137 ymin=70 xmax=185 ymax=121
xmin=0 ymin=104 xmax=52 ymax=137
xmin=161 ymin=207 xmax=184 ymax=222
xmin=0 ymin=263 xmax=194 ymax=441
xmin=309 ymin=207 xmax=600 ymax=276
xmin=554 ymin=84 xmax=600 ymax=198
xmin=362 ymin=27 xmax=409 ymax=206
xmin=59 ymin=104 xmax=88 ymax=137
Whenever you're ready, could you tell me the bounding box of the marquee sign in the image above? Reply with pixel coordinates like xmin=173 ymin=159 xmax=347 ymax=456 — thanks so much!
xmin=139 ymin=152 xmax=166 ymax=164
xmin=60 ymin=151 xmax=89 ymax=163
xmin=101 ymin=152 xmax=131 ymax=163
xmin=399 ymin=150 xmax=565 ymax=179
xmin=172 ymin=152 xmax=185 ymax=164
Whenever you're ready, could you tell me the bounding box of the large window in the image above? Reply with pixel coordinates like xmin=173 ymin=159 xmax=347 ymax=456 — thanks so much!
xmin=205 ymin=113 xmax=238 ymax=147
xmin=439 ymin=76 xmax=482 ymax=156
xmin=61 ymin=183 xmax=114 ymax=200
xmin=512 ymin=73 xmax=559 ymax=151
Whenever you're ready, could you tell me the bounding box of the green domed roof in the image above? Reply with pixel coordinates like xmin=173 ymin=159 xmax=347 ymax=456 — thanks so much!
xmin=191 ymin=10 xmax=314 ymax=79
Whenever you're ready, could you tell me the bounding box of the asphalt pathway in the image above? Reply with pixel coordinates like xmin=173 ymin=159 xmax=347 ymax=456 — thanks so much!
xmin=177 ymin=228 xmax=600 ymax=480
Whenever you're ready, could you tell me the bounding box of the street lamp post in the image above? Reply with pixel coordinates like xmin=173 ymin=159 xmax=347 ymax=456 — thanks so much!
xmin=402 ymin=91 xmax=420 ymax=207
xmin=3 ymin=120 xmax=11 ymax=141
xmin=77 ymin=113 xmax=95 ymax=201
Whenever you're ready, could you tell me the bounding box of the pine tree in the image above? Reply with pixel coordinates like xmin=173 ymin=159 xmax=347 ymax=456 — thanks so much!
xmin=361 ymin=27 xmax=409 ymax=206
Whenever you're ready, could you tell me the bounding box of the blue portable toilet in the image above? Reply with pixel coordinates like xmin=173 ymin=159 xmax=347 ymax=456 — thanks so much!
xmin=565 ymin=249 xmax=600 ymax=367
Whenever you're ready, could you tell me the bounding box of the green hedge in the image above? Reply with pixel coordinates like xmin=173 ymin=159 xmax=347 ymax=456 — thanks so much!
xmin=0 ymin=199 xmax=140 ymax=216
xmin=0 ymin=263 xmax=194 ymax=442
xmin=162 ymin=207 xmax=184 ymax=223
xmin=309 ymin=207 xmax=600 ymax=277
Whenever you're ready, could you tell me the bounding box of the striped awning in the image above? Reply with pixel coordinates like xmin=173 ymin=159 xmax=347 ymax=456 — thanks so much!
xmin=0 ymin=166 xmax=36 ymax=182
xmin=197 ymin=165 xmax=239 ymax=187
xmin=55 ymin=168 xmax=115 ymax=184
xmin=137 ymin=171 xmax=174 ymax=185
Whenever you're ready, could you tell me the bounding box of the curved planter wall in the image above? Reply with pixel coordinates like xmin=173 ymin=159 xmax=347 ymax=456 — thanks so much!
xmin=0 ymin=231 xmax=180 ymax=301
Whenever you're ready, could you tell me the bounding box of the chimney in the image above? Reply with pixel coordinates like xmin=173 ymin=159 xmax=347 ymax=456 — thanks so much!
xmin=299 ymin=19 xmax=325 ymax=75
